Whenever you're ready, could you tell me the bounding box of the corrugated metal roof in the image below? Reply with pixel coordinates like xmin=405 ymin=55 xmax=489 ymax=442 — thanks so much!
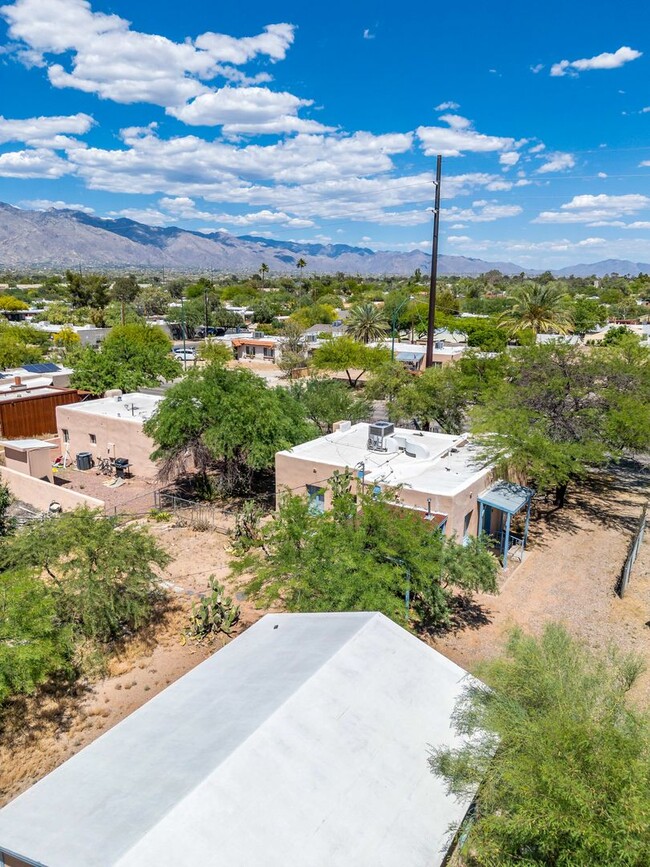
xmin=479 ymin=480 xmax=533 ymax=514
xmin=0 ymin=612 xmax=474 ymax=867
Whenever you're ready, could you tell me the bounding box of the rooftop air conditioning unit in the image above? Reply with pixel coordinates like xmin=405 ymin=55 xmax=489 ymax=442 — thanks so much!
xmin=253 ymin=331 xmax=265 ymax=339
xmin=434 ymin=340 xmax=445 ymax=350
xmin=367 ymin=421 xmax=395 ymax=452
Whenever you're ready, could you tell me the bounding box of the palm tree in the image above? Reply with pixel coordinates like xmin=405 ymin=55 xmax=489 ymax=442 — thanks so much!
xmin=345 ymin=303 xmax=389 ymax=344
xmin=259 ymin=262 xmax=269 ymax=280
xmin=499 ymin=284 xmax=572 ymax=336
xmin=296 ymin=258 xmax=307 ymax=272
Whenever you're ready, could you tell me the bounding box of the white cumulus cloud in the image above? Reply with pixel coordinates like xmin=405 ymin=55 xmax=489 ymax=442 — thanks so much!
xmin=417 ymin=116 xmax=516 ymax=157
xmin=550 ymin=45 xmax=642 ymax=77
xmin=534 ymin=193 xmax=650 ymax=224
xmin=20 ymin=198 xmax=94 ymax=212
xmin=0 ymin=112 xmax=93 ymax=145
xmin=0 ymin=147 xmax=70 ymax=177
xmin=536 ymin=151 xmax=575 ymax=173
xmin=0 ymin=0 xmax=311 ymax=134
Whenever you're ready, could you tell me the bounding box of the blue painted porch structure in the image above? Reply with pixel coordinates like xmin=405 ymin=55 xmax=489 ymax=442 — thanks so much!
xmin=478 ymin=481 xmax=534 ymax=568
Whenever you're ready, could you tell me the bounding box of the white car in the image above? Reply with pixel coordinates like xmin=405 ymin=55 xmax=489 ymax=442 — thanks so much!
xmin=173 ymin=347 xmax=197 ymax=361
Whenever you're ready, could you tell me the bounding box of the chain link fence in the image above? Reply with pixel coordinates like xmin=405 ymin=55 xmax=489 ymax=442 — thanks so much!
xmin=154 ymin=491 xmax=234 ymax=534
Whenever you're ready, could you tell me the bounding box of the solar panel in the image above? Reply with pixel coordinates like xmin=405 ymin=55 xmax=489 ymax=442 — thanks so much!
xmin=22 ymin=362 xmax=61 ymax=374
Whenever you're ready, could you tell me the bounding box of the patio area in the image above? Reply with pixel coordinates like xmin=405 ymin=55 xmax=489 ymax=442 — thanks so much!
xmin=53 ymin=464 xmax=161 ymax=515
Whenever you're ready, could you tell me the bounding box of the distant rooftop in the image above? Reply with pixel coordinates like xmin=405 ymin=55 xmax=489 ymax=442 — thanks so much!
xmin=0 ymin=363 xmax=72 ymax=379
xmin=0 ymin=385 xmax=68 ymax=402
xmin=279 ymin=422 xmax=490 ymax=496
xmin=0 ymin=612 xmax=474 ymax=867
xmin=61 ymin=392 xmax=162 ymax=422
xmin=372 ymin=340 xmax=466 ymax=358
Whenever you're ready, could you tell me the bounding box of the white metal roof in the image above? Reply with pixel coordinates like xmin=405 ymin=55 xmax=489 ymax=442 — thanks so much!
xmin=279 ymin=423 xmax=491 ymax=497
xmin=0 ymin=612 xmax=474 ymax=867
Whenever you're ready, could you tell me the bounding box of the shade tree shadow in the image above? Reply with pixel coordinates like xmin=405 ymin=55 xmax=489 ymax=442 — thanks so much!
xmin=422 ymin=594 xmax=492 ymax=639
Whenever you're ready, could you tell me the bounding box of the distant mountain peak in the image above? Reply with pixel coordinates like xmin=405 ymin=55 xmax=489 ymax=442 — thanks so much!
xmin=0 ymin=202 xmax=647 ymax=277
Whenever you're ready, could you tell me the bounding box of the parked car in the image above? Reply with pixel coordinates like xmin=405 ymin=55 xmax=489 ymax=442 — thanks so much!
xmin=172 ymin=347 xmax=197 ymax=361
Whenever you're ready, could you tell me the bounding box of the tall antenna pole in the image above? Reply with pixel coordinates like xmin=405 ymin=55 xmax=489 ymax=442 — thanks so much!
xmin=425 ymin=155 xmax=442 ymax=368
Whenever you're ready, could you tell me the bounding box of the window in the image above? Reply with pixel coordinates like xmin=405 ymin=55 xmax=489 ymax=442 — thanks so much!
xmin=463 ymin=510 xmax=473 ymax=545
xmin=89 ymin=433 xmax=97 ymax=444
xmin=245 ymin=345 xmax=256 ymax=358
xmin=62 ymin=428 xmax=69 ymax=443
xmin=263 ymin=347 xmax=275 ymax=359
xmin=306 ymin=484 xmax=325 ymax=515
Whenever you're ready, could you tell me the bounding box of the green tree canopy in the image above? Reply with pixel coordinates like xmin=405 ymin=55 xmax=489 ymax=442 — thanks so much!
xmin=364 ymin=360 xmax=414 ymax=402
xmin=430 ymin=624 xmax=650 ymax=867
xmin=3 ymin=508 xmax=170 ymax=644
xmin=290 ymin=378 xmax=372 ymax=433
xmin=456 ymin=317 xmax=508 ymax=352
xmin=0 ymin=568 xmax=73 ymax=704
xmin=144 ymin=363 xmax=316 ymax=492
xmin=311 ymin=337 xmax=390 ymax=387
xmin=391 ymin=364 xmax=470 ymax=433
xmin=65 ymin=271 xmax=110 ymax=312
xmin=0 ymin=321 xmax=48 ymax=368
xmin=70 ymin=323 xmax=181 ymax=394
xmin=136 ymin=285 xmax=172 ymax=317
xmin=234 ymin=483 xmax=497 ymax=629
xmin=472 ymin=342 xmax=650 ymax=504
xmin=572 ymin=297 xmax=607 ymax=333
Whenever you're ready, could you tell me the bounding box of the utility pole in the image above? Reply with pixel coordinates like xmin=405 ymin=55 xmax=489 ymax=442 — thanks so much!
xmin=204 ymin=287 xmax=210 ymax=338
xmin=181 ymin=294 xmax=187 ymax=371
xmin=425 ymin=155 xmax=442 ymax=368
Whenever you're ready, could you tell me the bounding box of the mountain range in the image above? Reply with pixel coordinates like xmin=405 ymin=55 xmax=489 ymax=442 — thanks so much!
xmin=0 ymin=202 xmax=648 ymax=278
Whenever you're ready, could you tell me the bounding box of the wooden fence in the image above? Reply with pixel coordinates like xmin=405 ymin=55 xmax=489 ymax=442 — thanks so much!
xmin=0 ymin=388 xmax=80 ymax=437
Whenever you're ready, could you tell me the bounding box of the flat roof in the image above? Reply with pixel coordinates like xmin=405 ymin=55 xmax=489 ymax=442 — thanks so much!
xmin=279 ymin=423 xmax=491 ymax=496
xmin=0 ymin=385 xmax=66 ymax=402
xmin=60 ymin=392 xmax=162 ymax=422
xmin=2 ymin=438 xmax=56 ymax=451
xmin=0 ymin=613 xmax=474 ymax=867
xmin=372 ymin=341 xmax=465 ymax=358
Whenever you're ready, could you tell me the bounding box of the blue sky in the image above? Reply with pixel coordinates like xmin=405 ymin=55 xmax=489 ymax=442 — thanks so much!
xmin=0 ymin=0 xmax=649 ymax=268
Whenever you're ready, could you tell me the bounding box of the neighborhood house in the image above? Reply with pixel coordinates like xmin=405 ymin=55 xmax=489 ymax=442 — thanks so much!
xmin=56 ymin=392 xmax=162 ymax=479
xmin=276 ymin=421 xmax=533 ymax=565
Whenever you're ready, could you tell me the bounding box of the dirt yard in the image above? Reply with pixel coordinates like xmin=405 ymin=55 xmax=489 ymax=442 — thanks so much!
xmin=1 ymin=461 xmax=649 ymax=805
xmin=0 ymin=521 xmax=264 ymax=806
xmin=433 ymin=460 xmax=650 ymax=705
